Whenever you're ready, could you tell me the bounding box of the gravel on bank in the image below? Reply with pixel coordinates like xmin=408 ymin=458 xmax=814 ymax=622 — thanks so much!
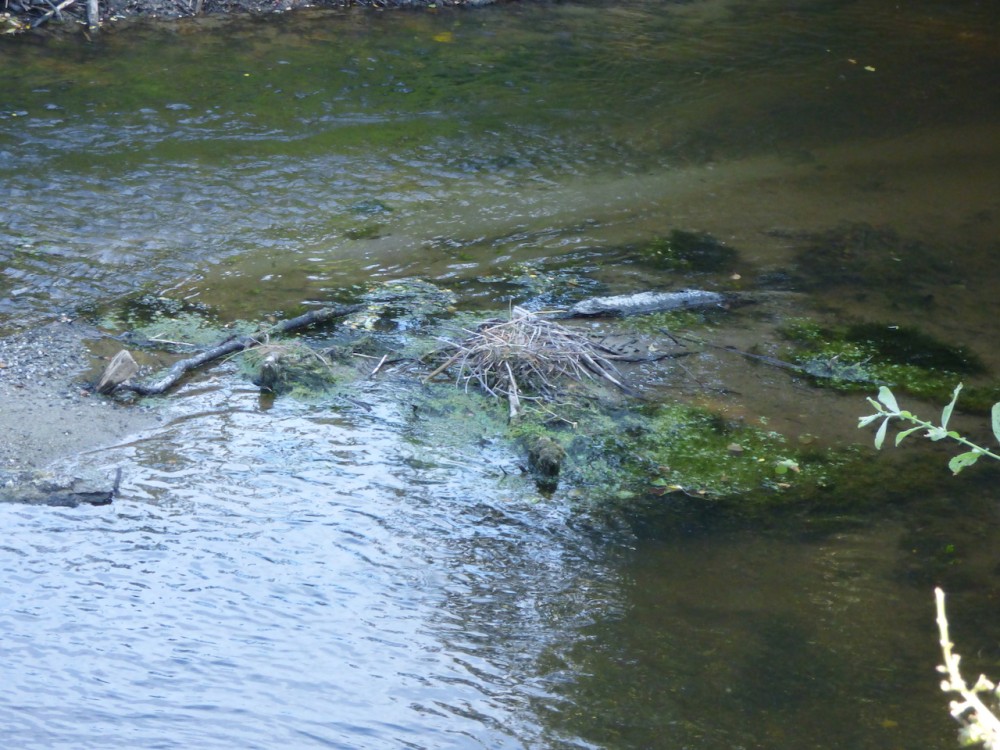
xmin=0 ymin=321 xmax=160 ymax=471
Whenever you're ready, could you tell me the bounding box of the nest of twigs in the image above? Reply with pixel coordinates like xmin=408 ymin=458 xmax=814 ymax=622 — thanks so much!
xmin=426 ymin=307 xmax=629 ymax=417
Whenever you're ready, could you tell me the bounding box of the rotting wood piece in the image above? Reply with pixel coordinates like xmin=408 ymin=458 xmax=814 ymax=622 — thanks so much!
xmin=113 ymin=304 xmax=362 ymax=397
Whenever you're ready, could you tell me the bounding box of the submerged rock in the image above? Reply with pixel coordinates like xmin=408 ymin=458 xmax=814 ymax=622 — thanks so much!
xmin=349 ymin=278 xmax=458 ymax=332
xmin=525 ymin=435 xmax=566 ymax=493
xmin=0 ymin=468 xmax=121 ymax=507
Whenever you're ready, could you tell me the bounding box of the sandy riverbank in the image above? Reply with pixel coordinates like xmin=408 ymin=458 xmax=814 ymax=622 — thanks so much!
xmin=0 ymin=321 xmax=160 ymax=471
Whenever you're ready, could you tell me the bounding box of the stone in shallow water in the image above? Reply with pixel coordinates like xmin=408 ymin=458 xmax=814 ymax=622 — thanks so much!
xmin=0 ymin=469 xmax=121 ymax=507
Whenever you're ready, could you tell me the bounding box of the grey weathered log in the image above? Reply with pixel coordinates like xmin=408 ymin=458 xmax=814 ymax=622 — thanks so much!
xmin=96 ymin=349 xmax=140 ymax=394
xmin=86 ymin=0 xmax=98 ymax=29
xmin=117 ymin=303 xmax=362 ymax=397
xmin=564 ymin=290 xmax=727 ymax=317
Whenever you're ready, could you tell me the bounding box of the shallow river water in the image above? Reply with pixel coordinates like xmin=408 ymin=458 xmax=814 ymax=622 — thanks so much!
xmin=2 ymin=1 xmax=1000 ymax=748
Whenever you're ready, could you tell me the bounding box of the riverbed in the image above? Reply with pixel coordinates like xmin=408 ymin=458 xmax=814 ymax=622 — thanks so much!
xmin=2 ymin=1 xmax=1000 ymax=747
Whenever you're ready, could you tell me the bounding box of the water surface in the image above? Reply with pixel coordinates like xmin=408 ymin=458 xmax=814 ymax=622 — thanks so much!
xmin=2 ymin=1 xmax=1000 ymax=748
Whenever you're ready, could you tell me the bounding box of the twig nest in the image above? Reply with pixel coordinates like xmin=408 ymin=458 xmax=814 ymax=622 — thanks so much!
xmin=428 ymin=307 xmax=629 ymax=405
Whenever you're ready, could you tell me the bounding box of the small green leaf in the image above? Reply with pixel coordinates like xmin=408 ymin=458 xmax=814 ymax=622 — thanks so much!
xmin=874 ymin=417 xmax=890 ymax=450
xmin=941 ymin=384 xmax=963 ymax=430
xmin=877 ymin=386 xmax=899 ymax=413
xmin=926 ymin=426 xmax=949 ymax=442
xmin=992 ymin=402 xmax=1000 ymax=446
xmin=948 ymin=450 xmax=982 ymax=475
xmin=894 ymin=426 xmax=923 ymax=446
xmin=774 ymin=459 xmax=800 ymax=475
xmin=858 ymin=414 xmax=881 ymax=428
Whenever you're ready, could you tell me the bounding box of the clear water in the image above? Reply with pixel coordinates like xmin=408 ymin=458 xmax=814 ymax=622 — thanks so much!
xmin=2 ymin=0 xmax=1000 ymax=747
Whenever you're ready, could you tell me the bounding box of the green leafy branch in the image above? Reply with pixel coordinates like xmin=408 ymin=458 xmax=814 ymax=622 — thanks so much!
xmin=858 ymin=384 xmax=1000 ymax=474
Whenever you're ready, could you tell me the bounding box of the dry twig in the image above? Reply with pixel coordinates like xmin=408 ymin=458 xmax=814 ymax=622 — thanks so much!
xmin=935 ymin=587 xmax=1000 ymax=749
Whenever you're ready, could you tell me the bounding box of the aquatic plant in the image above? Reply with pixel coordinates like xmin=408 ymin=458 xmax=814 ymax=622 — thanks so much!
xmin=858 ymin=384 xmax=1000 ymax=474
xmin=640 ymin=229 xmax=739 ymax=273
xmin=935 ymin=588 xmax=1000 ymax=749
xmin=781 ymin=319 xmax=1000 ymax=408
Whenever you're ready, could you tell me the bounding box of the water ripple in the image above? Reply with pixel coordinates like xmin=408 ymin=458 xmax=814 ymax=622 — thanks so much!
xmin=0 ymin=383 xmax=618 ymax=749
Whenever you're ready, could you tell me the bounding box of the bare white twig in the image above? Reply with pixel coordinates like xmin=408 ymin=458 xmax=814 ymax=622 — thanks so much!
xmin=935 ymin=587 xmax=1000 ymax=749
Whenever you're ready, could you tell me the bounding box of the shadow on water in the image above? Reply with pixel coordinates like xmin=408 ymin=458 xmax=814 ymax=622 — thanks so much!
xmin=2 ymin=0 xmax=1000 ymax=748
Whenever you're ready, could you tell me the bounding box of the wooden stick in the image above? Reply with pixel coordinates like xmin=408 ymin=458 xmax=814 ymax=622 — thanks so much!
xmin=369 ymin=354 xmax=388 ymax=379
xmin=30 ymin=0 xmax=75 ymax=28
xmin=117 ymin=303 xmax=361 ymax=396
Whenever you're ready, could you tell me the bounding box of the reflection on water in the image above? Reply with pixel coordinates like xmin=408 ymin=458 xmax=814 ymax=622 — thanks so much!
xmin=2 ymin=0 xmax=1000 ymax=748
xmin=2 ymin=0 xmax=999 ymax=327
xmin=0 ymin=382 xmax=600 ymax=748
xmin=0 ymin=379 xmax=983 ymax=749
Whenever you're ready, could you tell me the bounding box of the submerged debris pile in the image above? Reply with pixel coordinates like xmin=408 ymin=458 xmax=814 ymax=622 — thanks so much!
xmin=427 ymin=307 xmax=628 ymax=416
xmin=2 ymin=0 xmax=499 ymax=34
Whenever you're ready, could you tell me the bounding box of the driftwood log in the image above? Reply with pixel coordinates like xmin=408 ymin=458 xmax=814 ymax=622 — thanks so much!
xmin=564 ymin=289 xmax=727 ymax=317
xmin=110 ymin=303 xmax=362 ymax=396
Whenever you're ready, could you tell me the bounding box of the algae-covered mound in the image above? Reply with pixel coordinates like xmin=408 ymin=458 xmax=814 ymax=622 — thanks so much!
xmin=474 ymin=257 xmax=606 ymax=310
xmin=406 ymin=371 xmax=845 ymax=513
xmin=779 ymin=318 xmax=1000 ymax=410
xmin=97 ymin=293 xmax=257 ymax=351
xmin=242 ymin=343 xmax=339 ymax=397
xmin=639 ymin=230 xmax=740 ymax=273
xmin=508 ymin=401 xmax=836 ymax=508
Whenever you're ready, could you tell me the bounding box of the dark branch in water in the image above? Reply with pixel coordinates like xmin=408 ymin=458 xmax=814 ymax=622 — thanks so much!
xmin=112 ymin=303 xmax=362 ymax=396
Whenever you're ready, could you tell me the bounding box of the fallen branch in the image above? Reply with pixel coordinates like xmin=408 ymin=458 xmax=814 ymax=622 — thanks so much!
xmin=113 ymin=303 xmax=362 ymax=396
xmin=30 ymin=0 xmax=75 ymax=27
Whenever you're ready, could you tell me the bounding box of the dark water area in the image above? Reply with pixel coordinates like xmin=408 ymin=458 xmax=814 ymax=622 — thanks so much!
xmin=2 ymin=1 xmax=1000 ymax=748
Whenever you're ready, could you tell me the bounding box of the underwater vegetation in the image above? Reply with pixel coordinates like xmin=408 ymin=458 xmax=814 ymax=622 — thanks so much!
xmin=779 ymin=318 xmax=1000 ymax=411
